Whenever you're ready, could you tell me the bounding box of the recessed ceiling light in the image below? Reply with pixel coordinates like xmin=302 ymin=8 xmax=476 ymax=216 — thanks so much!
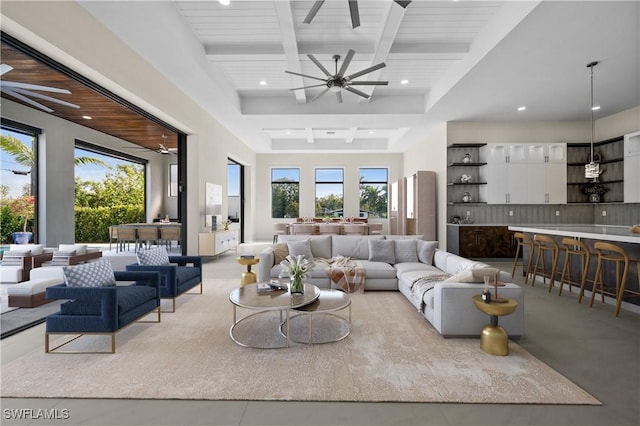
xmin=219 ymin=0 xmax=230 ymax=5
xmin=517 ymin=106 xmax=526 ymax=111
xmin=82 ymin=115 xmax=92 ymax=120
xmin=286 ymin=130 xmax=291 ymax=135
xmin=400 ymin=79 xmax=409 ymax=85
xmin=369 ymin=130 xmax=375 ymax=134
xmin=592 ymin=105 xmax=601 ymax=111
xmin=259 ymin=80 xmax=267 ymax=86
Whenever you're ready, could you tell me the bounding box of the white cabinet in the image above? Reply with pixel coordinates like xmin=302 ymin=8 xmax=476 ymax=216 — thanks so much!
xmin=199 ymin=229 xmax=238 ymax=256
xmin=624 ymin=131 xmax=640 ymax=203
xmin=481 ymin=143 xmax=566 ymax=204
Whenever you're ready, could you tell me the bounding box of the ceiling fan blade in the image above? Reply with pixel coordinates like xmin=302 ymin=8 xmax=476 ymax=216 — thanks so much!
xmin=0 ymin=80 xmax=72 ymax=94
xmin=1 ymin=87 xmax=54 ymax=113
xmin=348 ymin=0 xmax=360 ymax=29
xmin=346 ymin=62 xmax=386 ymax=80
xmin=289 ymin=83 xmax=327 ymax=91
xmin=11 ymin=87 xmax=80 ymax=109
xmin=310 ymin=87 xmax=330 ymax=102
xmin=285 ymin=70 xmax=327 ymax=83
xmin=307 ymin=54 xmax=332 ymax=77
xmin=0 ymin=64 xmax=14 ymax=76
xmin=394 ymin=1 xmax=412 ymax=9
xmin=335 ymin=91 xmax=343 ymax=104
xmin=303 ymin=0 xmax=325 ymax=24
xmin=348 ymin=81 xmax=389 ymax=86
xmin=337 ymin=49 xmax=355 ymax=77
xmin=344 ymin=86 xmax=370 ymax=99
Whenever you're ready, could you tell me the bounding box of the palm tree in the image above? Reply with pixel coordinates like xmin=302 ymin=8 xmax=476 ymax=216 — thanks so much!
xmin=0 ymin=134 xmax=110 ymax=169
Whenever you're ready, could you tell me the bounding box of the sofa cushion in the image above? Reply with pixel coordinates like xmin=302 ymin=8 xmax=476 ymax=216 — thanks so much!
xmin=60 ymin=285 xmax=157 ymax=316
xmin=287 ymin=240 xmax=314 ymax=260
xmin=63 ymin=259 xmax=116 ymax=288
xmin=10 ymin=244 xmax=44 ymax=255
xmin=384 ymin=235 xmax=424 ymax=240
xmin=273 ymin=243 xmax=289 ymax=264
xmin=277 ymin=235 xmax=332 ymax=259
xmin=417 ymin=240 xmax=438 ymax=265
xmin=59 ymin=244 xmax=87 ymax=255
xmin=137 ymin=247 xmax=170 ymax=266
xmin=368 ymin=239 xmax=396 ymax=264
xmin=331 ymin=235 xmax=383 ymax=259
xmin=394 ymin=262 xmax=437 ymax=278
xmin=394 ymin=239 xmax=418 ymax=263
xmin=358 ymin=260 xmax=398 ymax=279
xmin=175 ymin=266 xmax=201 ymax=283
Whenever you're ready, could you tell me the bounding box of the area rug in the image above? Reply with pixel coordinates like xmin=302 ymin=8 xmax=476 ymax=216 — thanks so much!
xmin=0 ymin=278 xmax=600 ymax=404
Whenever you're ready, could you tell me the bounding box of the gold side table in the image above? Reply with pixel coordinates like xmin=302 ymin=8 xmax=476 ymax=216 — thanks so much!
xmin=472 ymin=295 xmax=518 ymax=356
xmin=237 ymin=257 xmax=260 ymax=285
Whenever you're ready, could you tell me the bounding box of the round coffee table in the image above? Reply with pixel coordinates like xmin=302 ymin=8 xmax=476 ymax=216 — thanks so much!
xmin=229 ymin=283 xmax=320 ymax=348
xmin=282 ymin=289 xmax=352 ymax=344
xmin=472 ymin=295 xmax=518 ymax=356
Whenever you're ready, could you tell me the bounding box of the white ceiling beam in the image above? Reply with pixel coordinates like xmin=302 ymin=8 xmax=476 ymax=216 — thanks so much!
xmin=306 ymin=128 xmax=314 ymax=143
xmin=273 ymin=1 xmax=305 ymax=103
xmin=359 ymin=2 xmax=409 ymax=103
xmin=346 ymin=127 xmax=357 ymax=144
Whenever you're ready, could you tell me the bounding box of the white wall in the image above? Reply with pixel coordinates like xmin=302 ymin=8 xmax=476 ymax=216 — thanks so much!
xmin=254 ymin=153 xmax=404 ymax=242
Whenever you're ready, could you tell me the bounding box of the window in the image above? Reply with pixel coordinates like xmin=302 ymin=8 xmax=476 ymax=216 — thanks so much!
xmin=315 ymin=168 xmax=343 ymax=217
xmin=359 ymin=168 xmax=388 ymax=218
xmin=74 ymin=141 xmax=146 ymax=243
xmin=0 ymin=123 xmax=39 ymax=243
xmin=271 ymin=168 xmax=299 ymax=218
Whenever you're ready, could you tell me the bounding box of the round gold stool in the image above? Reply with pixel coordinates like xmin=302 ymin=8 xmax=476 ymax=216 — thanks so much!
xmin=237 ymin=257 xmax=260 ymax=285
xmin=472 ymin=295 xmax=518 ymax=356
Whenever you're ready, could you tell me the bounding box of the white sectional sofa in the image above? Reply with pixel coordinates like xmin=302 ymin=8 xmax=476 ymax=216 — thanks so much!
xmin=258 ymin=234 xmax=524 ymax=338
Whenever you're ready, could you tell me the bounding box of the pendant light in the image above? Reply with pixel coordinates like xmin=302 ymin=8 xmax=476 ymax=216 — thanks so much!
xmin=584 ymin=61 xmax=600 ymax=180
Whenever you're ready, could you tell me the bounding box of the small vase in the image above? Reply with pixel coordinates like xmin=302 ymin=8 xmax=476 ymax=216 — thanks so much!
xmin=290 ymin=275 xmax=305 ymax=294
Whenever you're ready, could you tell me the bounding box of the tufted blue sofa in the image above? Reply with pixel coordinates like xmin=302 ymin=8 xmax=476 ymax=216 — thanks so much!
xmin=126 ymin=256 xmax=203 ymax=312
xmin=45 ymin=270 xmax=161 ymax=353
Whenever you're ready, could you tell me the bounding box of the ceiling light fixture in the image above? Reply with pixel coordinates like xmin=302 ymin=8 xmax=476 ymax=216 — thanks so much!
xmin=219 ymin=0 xmax=230 ymax=6
xmin=259 ymin=80 xmax=267 ymax=86
xmin=585 ymin=61 xmax=601 ymax=180
xmin=82 ymin=115 xmax=92 ymax=120
xmin=517 ymin=106 xmax=526 ymax=111
xmin=401 ymin=79 xmax=409 ymax=85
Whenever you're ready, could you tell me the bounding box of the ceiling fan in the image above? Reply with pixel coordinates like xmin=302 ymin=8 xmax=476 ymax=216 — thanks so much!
xmin=124 ymin=134 xmax=177 ymax=155
xmin=304 ymin=0 xmax=411 ymax=29
xmin=0 ymin=63 xmax=80 ymax=113
xmin=285 ymin=49 xmax=388 ymax=103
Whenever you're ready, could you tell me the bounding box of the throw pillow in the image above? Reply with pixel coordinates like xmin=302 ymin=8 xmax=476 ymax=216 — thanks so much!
xmin=368 ymin=239 xmax=396 ymax=264
xmin=273 ymin=243 xmax=289 ymax=264
xmin=417 ymin=240 xmax=438 ymax=265
xmin=137 ymin=247 xmax=171 ymax=266
xmin=394 ymin=239 xmax=418 ymax=263
xmin=59 ymin=244 xmax=87 ymax=255
xmin=63 ymin=259 xmax=116 ymax=287
xmin=287 ymin=239 xmax=314 ymax=260
xmin=443 ymin=267 xmax=501 ymax=283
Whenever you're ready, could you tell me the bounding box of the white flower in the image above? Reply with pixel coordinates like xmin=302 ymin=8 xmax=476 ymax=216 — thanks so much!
xmin=278 ymin=254 xmax=315 ymax=279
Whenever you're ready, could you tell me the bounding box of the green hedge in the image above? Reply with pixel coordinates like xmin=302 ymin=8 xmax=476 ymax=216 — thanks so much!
xmin=0 ymin=205 xmax=144 ymax=244
xmin=75 ymin=205 xmax=144 ymax=243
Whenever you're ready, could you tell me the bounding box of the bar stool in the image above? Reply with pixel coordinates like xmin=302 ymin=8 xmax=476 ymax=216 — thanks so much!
xmin=511 ymin=232 xmax=535 ymax=285
xmin=589 ymin=242 xmax=640 ymax=317
xmin=558 ymin=238 xmax=591 ymax=297
xmin=531 ymin=234 xmax=560 ymax=290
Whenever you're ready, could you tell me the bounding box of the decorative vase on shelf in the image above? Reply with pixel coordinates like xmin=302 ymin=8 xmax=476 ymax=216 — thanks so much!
xmin=462 ymin=192 xmax=472 ymax=203
xmin=290 ymin=275 xmax=305 ymax=294
xmin=462 ymin=153 xmax=472 ymax=163
xmin=12 ymin=231 xmax=33 ymax=244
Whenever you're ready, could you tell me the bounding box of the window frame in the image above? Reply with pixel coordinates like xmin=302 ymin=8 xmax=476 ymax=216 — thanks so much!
xmin=359 ymin=167 xmax=389 ymax=219
xmin=315 ymin=167 xmax=344 ymax=217
xmin=271 ymin=167 xmax=300 ymax=219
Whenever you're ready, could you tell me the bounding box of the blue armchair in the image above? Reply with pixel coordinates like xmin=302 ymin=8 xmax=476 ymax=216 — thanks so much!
xmin=126 ymin=256 xmax=203 ymax=312
xmin=45 ymin=270 xmax=161 ymax=354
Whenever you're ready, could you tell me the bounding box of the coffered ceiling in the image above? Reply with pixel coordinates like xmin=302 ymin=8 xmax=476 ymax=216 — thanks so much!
xmin=4 ymin=1 xmax=639 ymax=154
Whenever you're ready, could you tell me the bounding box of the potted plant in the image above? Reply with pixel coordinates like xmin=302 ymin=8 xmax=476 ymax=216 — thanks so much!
xmin=9 ymin=195 xmax=35 ymax=244
xmin=583 ymin=184 xmax=608 ymax=203
xmin=278 ymin=254 xmax=315 ymax=294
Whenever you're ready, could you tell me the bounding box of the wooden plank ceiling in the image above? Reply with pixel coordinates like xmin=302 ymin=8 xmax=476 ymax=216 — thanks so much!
xmin=0 ymin=41 xmax=178 ymax=151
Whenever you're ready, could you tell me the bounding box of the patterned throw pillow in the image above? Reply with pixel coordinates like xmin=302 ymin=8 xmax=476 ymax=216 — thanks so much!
xmin=63 ymin=259 xmax=116 ymax=287
xmin=137 ymin=247 xmax=171 ymax=266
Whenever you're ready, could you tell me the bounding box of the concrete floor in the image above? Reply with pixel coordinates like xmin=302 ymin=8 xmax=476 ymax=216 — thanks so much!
xmin=1 ymin=250 xmax=638 ymax=426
